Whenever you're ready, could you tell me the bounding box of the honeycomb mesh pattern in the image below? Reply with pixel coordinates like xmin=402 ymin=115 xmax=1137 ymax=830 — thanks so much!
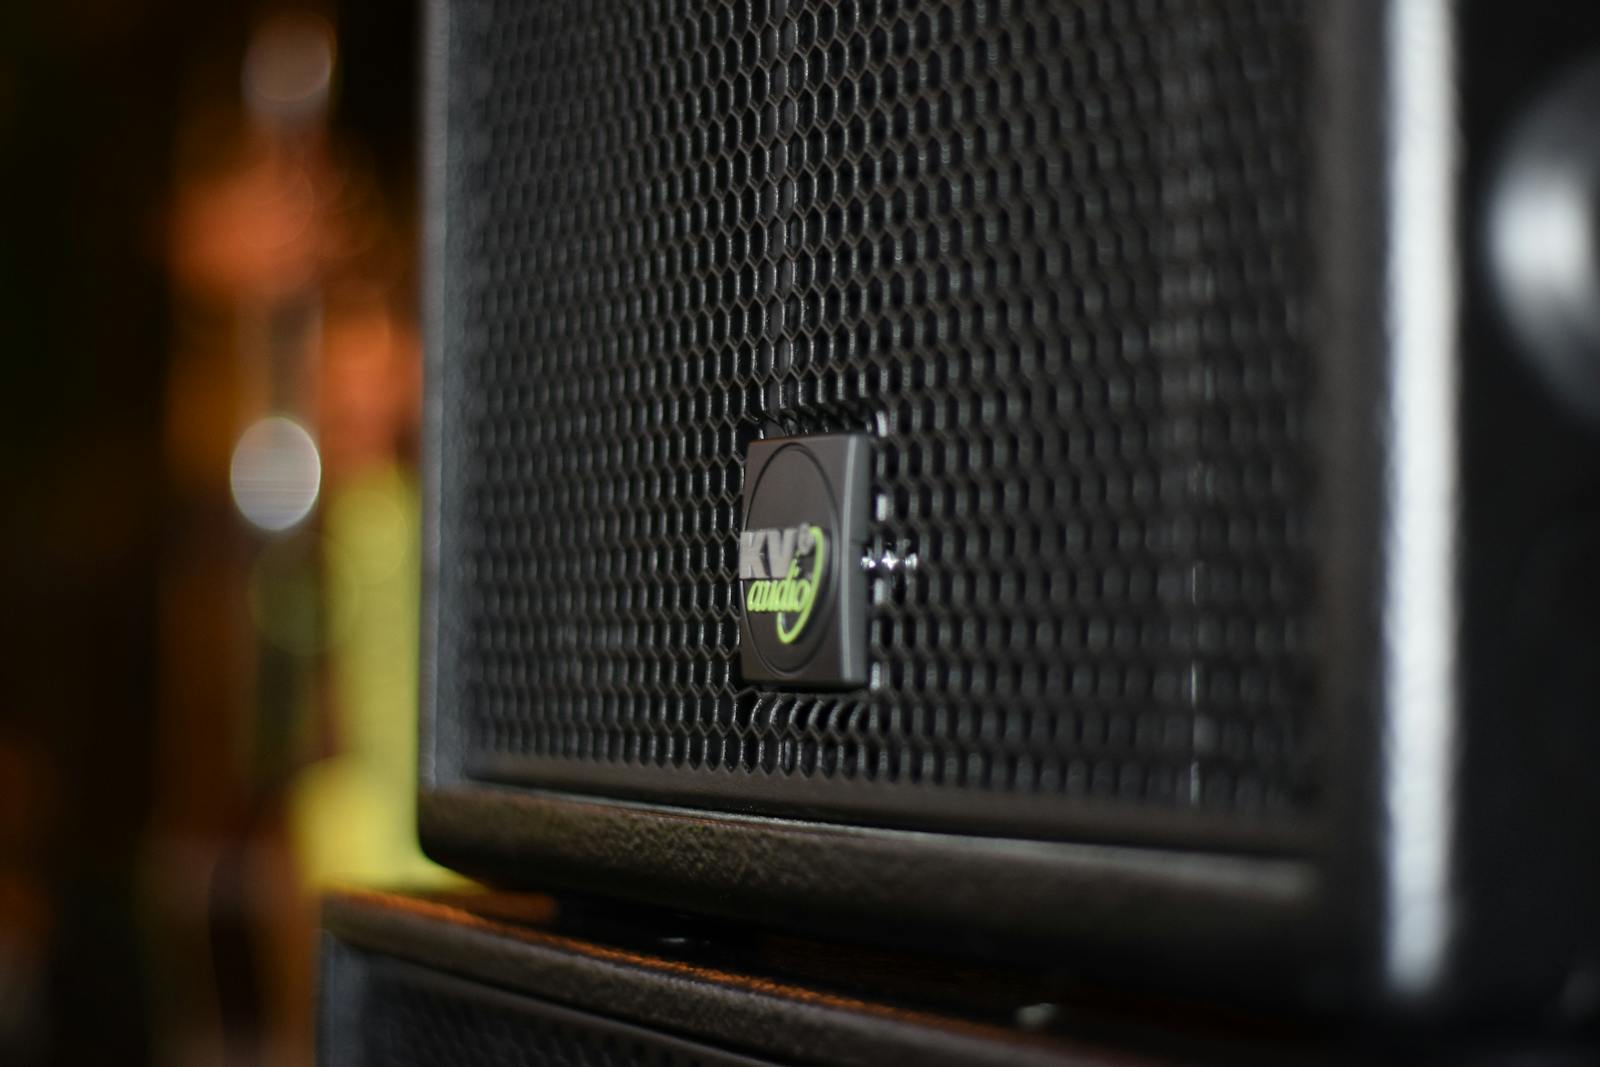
xmin=352 ymin=957 xmax=765 ymax=1066
xmin=444 ymin=0 xmax=1318 ymax=830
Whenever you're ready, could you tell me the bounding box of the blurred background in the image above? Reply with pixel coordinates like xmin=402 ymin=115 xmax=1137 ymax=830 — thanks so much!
xmin=0 ymin=2 xmax=450 ymax=1063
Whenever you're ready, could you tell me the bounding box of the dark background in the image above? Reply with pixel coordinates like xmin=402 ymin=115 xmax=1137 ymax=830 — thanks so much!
xmin=0 ymin=2 xmax=421 ymax=1063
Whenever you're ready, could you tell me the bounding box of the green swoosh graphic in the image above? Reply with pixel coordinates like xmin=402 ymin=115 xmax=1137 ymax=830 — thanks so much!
xmin=775 ymin=524 xmax=825 ymax=644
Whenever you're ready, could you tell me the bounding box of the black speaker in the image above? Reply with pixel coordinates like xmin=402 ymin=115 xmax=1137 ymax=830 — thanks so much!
xmin=418 ymin=0 xmax=1600 ymax=1015
xmin=318 ymin=889 xmax=1211 ymax=1065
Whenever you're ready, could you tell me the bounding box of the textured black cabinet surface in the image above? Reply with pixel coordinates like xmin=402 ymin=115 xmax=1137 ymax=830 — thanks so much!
xmin=319 ymin=888 xmax=1600 ymax=1065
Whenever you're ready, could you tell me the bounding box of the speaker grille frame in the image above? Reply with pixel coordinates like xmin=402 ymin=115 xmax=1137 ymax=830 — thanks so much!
xmin=426 ymin=0 xmax=1332 ymax=852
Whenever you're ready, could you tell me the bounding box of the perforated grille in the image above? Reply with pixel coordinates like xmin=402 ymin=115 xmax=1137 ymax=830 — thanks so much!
xmin=442 ymin=0 xmax=1318 ymax=832
xmin=346 ymin=955 xmax=767 ymax=1067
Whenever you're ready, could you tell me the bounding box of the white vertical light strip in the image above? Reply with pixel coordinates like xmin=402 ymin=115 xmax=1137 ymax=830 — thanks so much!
xmin=1384 ymin=0 xmax=1460 ymax=995
xmin=419 ymin=0 xmax=452 ymax=786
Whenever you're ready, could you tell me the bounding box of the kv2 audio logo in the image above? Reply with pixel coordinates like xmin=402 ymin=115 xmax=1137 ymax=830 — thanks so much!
xmin=738 ymin=524 xmax=826 ymax=644
xmin=737 ymin=434 xmax=868 ymax=688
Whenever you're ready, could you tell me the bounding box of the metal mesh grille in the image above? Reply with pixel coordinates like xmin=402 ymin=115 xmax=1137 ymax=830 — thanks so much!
xmin=348 ymin=955 xmax=766 ymax=1067
xmin=443 ymin=0 xmax=1318 ymax=832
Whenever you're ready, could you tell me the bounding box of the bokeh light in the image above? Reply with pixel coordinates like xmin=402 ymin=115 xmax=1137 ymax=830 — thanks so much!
xmin=229 ymin=415 xmax=323 ymax=532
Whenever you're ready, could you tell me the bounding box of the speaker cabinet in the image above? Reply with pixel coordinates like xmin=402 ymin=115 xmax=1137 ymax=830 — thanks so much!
xmin=419 ymin=0 xmax=1600 ymax=1014
xmin=317 ymin=889 xmax=1186 ymax=1065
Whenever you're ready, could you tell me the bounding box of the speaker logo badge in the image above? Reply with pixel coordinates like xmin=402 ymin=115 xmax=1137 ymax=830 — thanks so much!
xmin=740 ymin=524 xmax=826 ymax=644
xmin=738 ymin=435 xmax=870 ymax=688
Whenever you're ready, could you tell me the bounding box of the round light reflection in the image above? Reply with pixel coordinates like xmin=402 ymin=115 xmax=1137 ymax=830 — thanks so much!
xmin=230 ymin=415 xmax=322 ymax=532
xmin=243 ymin=13 xmax=336 ymax=124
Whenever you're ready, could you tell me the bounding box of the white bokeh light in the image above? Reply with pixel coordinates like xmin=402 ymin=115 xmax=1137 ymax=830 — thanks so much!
xmin=230 ymin=415 xmax=323 ymax=532
xmin=243 ymin=13 xmax=336 ymax=124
